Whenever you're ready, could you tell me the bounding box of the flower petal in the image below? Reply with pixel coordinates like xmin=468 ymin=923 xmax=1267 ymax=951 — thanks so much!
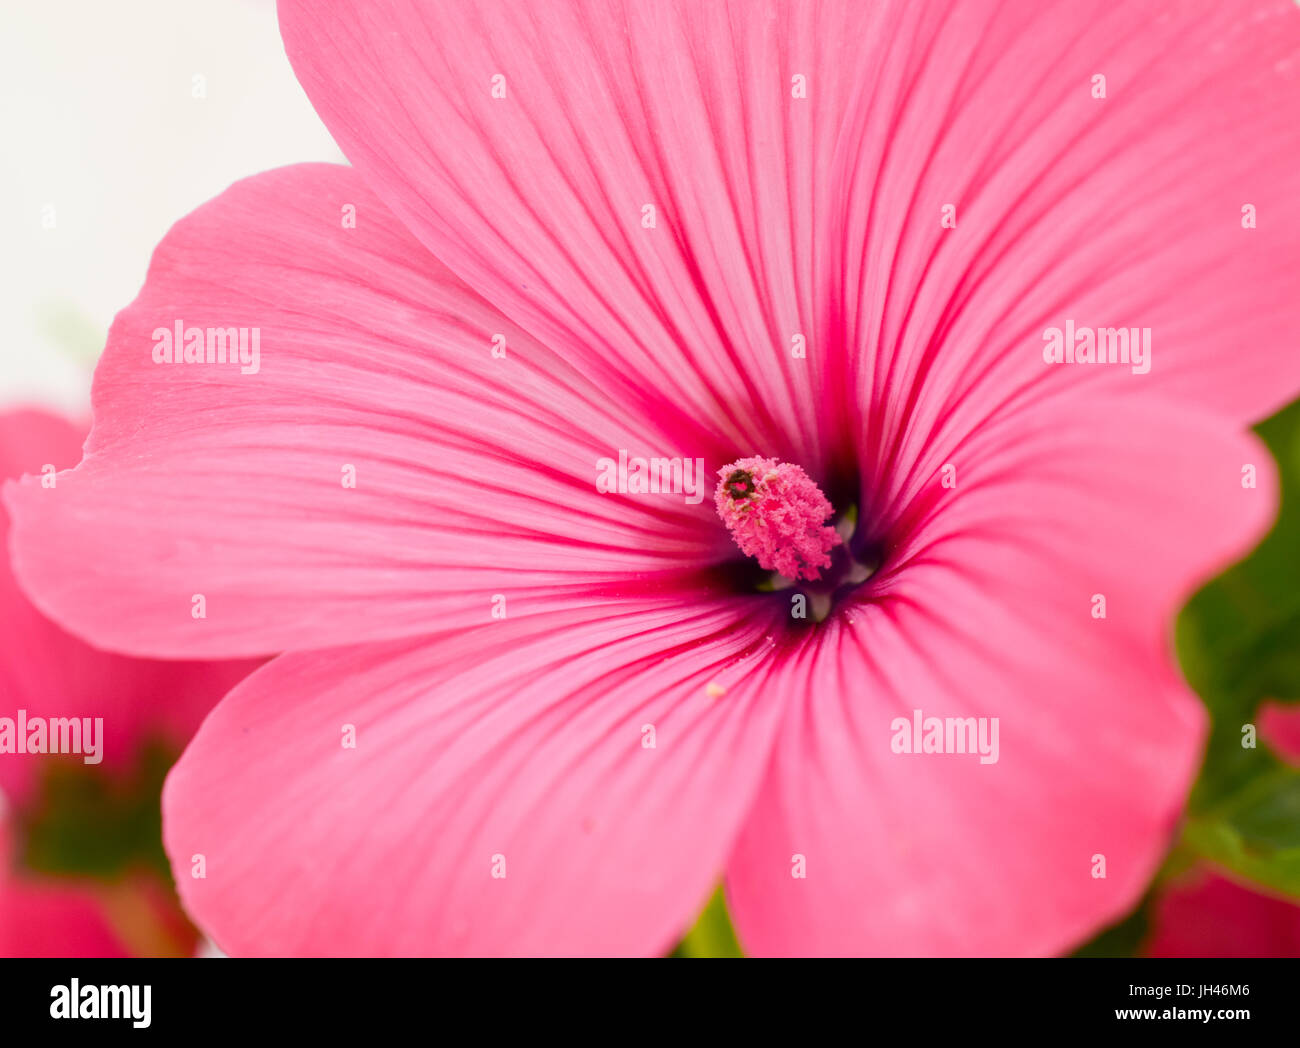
xmin=279 ymin=0 xmax=893 ymax=467
xmin=0 ymin=410 xmax=253 ymax=805
xmin=281 ymin=0 xmax=1300 ymax=474
xmin=831 ymin=0 xmax=1300 ymax=490
xmin=164 ymin=596 xmax=787 ymax=955
xmin=5 ymin=165 xmax=728 ymax=658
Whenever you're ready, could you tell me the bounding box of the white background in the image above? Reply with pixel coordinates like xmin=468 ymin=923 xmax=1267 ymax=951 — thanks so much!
xmin=0 ymin=0 xmax=342 ymax=414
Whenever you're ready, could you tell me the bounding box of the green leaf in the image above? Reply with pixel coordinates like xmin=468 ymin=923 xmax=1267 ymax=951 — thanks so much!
xmin=1071 ymin=899 xmax=1150 ymax=957
xmin=16 ymin=738 xmax=176 ymax=881
xmin=669 ymin=886 xmax=745 ymax=957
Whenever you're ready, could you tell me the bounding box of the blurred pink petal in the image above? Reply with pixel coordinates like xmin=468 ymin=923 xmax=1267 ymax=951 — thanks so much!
xmin=0 ymin=818 xmax=127 ymax=957
xmin=1146 ymin=869 xmax=1300 ymax=957
xmin=0 ymin=409 xmax=254 ymax=955
xmin=0 ymin=410 xmax=254 ymax=804
xmin=1259 ymin=701 xmax=1300 ymax=763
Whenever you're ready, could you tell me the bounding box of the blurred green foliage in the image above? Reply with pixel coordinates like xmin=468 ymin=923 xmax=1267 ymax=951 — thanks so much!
xmin=671 ymin=887 xmax=744 ymax=958
xmin=15 ymin=738 xmax=176 ymax=881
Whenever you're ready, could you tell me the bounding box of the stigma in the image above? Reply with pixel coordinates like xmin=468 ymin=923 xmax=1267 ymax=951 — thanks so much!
xmin=714 ymin=456 xmax=841 ymax=581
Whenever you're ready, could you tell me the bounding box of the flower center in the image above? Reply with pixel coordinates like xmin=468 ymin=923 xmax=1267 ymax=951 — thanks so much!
xmin=714 ymin=456 xmax=842 ymax=582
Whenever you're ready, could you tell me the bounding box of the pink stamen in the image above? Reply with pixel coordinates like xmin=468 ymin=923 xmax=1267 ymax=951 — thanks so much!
xmin=714 ymin=456 xmax=841 ymax=581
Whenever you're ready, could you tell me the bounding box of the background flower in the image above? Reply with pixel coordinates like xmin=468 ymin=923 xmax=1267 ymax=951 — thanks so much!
xmin=0 ymin=409 xmax=256 ymax=955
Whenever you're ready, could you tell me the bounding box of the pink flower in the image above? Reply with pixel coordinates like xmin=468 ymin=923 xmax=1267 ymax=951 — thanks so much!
xmin=0 ymin=409 xmax=254 ymax=956
xmin=6 ymin=1 xmax=1300 ymax=955
xmin=1258 ymin=700 xmax=1300 ymax=764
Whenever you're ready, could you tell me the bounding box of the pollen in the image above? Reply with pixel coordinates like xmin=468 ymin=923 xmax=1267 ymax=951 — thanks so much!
xmin=714 ymin=456 xmax=841 ymax=581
